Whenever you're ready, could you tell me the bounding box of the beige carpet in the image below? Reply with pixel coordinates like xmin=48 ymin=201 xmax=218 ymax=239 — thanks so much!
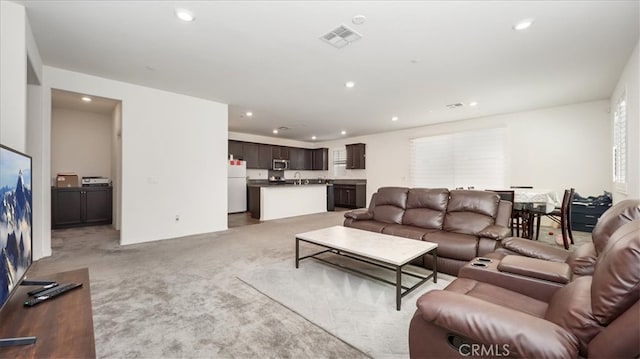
xmin=30 ymin=212 xmax=591 ymax=358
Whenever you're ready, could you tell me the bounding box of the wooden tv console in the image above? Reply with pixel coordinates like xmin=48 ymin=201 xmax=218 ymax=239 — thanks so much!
xmin=0 ymin=268 xmax=96 ymax=358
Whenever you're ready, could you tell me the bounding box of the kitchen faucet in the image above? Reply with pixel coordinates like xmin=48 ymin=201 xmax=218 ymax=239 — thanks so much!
xmin=294 ymin=172 xmax=301 ymax=185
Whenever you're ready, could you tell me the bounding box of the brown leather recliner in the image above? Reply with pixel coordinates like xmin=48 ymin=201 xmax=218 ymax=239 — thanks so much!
xmin=492 ymin=199 xmax=640 ymax=276
xmin=408 ymin=219 xmax=640 ymax=358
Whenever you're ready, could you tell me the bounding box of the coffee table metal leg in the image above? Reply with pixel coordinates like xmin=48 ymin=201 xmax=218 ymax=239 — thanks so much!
xmin=433 ymin=248 xmax=438 ymax=283
xmin=295 ymin=237 xmax=300 ymax=268
xmin=396 ymin=265 xmax=402 ymax=311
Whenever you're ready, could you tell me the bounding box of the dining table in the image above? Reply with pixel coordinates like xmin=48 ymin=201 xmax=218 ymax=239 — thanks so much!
xmin=512 ymin=188 xmax=560 ymax=240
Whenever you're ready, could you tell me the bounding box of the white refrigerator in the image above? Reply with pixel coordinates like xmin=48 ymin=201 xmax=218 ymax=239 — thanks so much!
xmin=228 ymin=160 xmax=247 ymax=213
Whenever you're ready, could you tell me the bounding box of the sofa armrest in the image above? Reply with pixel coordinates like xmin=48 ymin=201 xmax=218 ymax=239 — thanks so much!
xmin=343 ymin=208 xmax=372 ymax=220
xmin=417 ymin=290 xmax=579 ymax=358
xmin=498 ymin=255 xmax=572 ymax=284
xmin=478 ymin=224 xmax=511 ymax=240
xmin=501 ymin=237 xmax=570 ymax=262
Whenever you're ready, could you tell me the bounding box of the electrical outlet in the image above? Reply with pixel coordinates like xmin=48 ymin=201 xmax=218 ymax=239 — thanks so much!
xmin=175 ymin=215 xmax=180 ymax=222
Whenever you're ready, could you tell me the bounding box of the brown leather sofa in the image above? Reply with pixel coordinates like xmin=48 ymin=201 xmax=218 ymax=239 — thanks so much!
xmin=343 ymin=187 xmax=512 ymax=275
xmin=408 ymin=218 xmax=640 ymax=359
xmin=457 ymin=199 xmax=640 ymax=302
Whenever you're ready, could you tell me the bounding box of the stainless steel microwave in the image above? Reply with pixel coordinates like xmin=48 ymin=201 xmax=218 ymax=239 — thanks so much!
xmin=272 ymin=159 xmax=290 ymax=170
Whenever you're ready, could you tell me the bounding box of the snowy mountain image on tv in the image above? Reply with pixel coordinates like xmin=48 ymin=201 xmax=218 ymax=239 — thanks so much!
xmin=0 ymin=145 xmax=32 ymax=307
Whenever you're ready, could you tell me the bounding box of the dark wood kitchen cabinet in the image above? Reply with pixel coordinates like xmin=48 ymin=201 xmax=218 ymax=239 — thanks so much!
xmin=271 ymin=146 xmax=289 ymax=160
xmin=228 ymin=140 xmax=244 ymax=160
xmin=334 ymin=183 xmax=366 ymax=208
xmin=52 ymin=187 xmax=112 ymax=229
xmin=243 ymin=143 xmax=272 ymax=169
xmin=258 ymin=144 xmax=272 ymax=169
xmin=346 ymin=143 xmax=366 ymax=169
xmin=334 ymin=184 xmax=356 ymax=208
xmin=312 ymin=148 xmax=328 ymax=170
xmin=289 ymin=148 xmax=305 ymax=170
xmin=242 ymin=142 xmax=259 ymax=168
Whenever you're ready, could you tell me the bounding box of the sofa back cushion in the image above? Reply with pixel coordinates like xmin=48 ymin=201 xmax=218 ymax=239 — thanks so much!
xmin=591 ymin=199 xmax=640 ymax=254
xmin=372 ymin=187 xmax=408 ymax=224
xmin=444 ymin=190 xmax=500 ymax=235
xmin=403 ymin=188 xmax=449 ymax=229
xmin=590 ymin=220 xmax=640 ymax=326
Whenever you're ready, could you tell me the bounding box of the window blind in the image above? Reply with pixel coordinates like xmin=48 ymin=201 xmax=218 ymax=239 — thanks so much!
xmin=410 ymin=127 xmax=506 ymax=189
xmin=613 ymin=92 xmax=627 ymax=187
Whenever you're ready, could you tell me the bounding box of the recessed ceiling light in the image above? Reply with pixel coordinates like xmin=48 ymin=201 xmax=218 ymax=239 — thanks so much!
xmin=513 ymin=18 xmax=534 ymax=31
xmin=81 ymin=96 xmax=92 ymax=102
xmin=175 ymin=8 xmax=195 ymax=22
xmin=469 ymin=101 xmax=478 ymax=107
xmin=246 ymin=111 xmax=253 ymax=117
xmin=272 ymin=129 xmax=278 ymax=134
xmin=391 ymin=116 xmax=399 ymax=122
xmin=312 ymin=136 xmax=317 ymax=140
xmin=345 ymin=81 xmax=355 ymax=88
xmin=341 ymin=130 xmax=347 ymax=135
xmin=352 ymin=15 xmax=366 ymax=25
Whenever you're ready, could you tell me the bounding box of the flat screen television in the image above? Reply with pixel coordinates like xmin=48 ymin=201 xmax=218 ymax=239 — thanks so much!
xmin=0 ymin=144 xmax=33 ymax=317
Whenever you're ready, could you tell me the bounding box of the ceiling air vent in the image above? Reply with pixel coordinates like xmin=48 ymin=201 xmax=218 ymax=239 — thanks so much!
xmin=446 ymin=103 xmax=465 ymax=109
xmin=320 ymin=25 xmax=362 ymax=49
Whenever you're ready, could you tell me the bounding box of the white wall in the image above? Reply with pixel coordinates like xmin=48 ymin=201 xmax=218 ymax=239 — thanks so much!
xmin=0 ymin=1 xmax=27 ymax=150
xmin=44 ymin=67 xmax=229 ymax=245
xmin=111 ymin=103 xmax=123 ymax=230
xmin=51 ymin=108 xmax=113 ymax=180
xmin=610 ymin=41 xmax=640 ymax=202
xmin=319 ymin=100 xmax=611 ymax=205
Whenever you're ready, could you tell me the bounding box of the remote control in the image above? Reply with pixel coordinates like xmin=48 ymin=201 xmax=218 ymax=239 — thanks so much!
xmin=24 ymin=283 xmax=83 ymax=307
xmin=27 ymin=282 xmax=59 ymax=296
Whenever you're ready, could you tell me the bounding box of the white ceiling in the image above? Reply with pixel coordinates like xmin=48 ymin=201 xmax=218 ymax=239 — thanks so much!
xmin=20 ymin=1 xmax=639 ymax=141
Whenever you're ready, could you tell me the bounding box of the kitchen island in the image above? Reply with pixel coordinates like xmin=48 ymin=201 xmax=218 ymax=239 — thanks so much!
xmin=247 ymin=182 xmax=329 ymax=220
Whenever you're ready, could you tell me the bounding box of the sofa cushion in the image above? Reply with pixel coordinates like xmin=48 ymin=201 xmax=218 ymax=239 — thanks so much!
xmin=402 ymin=188 xmax=449 ymax=229
xmin=591 ymin=220 xmax=640 ymax=326
xmin=444 ymin=278 xmax=548 ymax=318
xmin=545 ymin=276 xmax=601 ymax=356
xmin=591 ymin=199 xmax=640 ymax=254
xmin=382 ymin=224 xmax=436 ymax=240
xmin=423 ymin=231 xmax=479 ymax=261
xmin=444 ymin=190 xmax=499 ymax=235
xmin=372 ymin=187 xmax=408 ymax=224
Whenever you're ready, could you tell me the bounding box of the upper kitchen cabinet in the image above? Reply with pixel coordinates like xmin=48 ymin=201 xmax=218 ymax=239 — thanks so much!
xmin=289 ymin=147 xmax=305 ymax=170
xmin=228 ymin=140 xmax=244 ymax=160
xmin=272 ymin=146 xmax=289 ymax=160
xmin=312 ymin=148 xmax=328 ymax=170
xmin=258 ymin=144 xmax=273 ymax=169
xmin=242 ymin=142 xmax=272 ymax=169
xmin=242 ymin=142 xmax=259 ymax=168
xmin=346 ymin=143 xmax=366 ymax=169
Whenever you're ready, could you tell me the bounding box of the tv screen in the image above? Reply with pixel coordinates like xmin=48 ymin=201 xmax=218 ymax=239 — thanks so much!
xmin=0 ymin=144 xmax=32 ymax=312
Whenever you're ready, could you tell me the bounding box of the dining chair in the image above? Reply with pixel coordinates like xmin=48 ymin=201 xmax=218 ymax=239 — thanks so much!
xmin=543 ymin=188 xmax=575 ymax=249
xmin=487 ymin=190 xmax=517 ymax=236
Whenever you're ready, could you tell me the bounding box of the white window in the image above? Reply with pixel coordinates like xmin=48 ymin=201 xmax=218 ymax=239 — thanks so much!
xmin=410 ymin=127 xmax=506 ymax=189
xmin=613 ymin=91 xmax=627 ymax=191
xmin=333 ymin=148 xmax=347 ymax=177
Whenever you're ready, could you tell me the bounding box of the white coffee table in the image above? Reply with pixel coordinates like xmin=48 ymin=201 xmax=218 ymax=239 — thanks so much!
xmin=295 ymin=225 xmax=438 ymax=310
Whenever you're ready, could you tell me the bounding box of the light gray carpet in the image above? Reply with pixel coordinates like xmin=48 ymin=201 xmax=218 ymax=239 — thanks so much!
xmin=238 ymin=256 xmax=453 ymax=358
xmin=32 ymin=212 xmax=369 ymax=358
xmin=29 ymin=211 xmax=591 ymax=358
